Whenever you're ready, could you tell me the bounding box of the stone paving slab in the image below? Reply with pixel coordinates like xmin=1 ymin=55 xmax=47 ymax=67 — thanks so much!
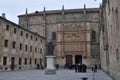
xmin=0 ymin=69 xmax=113 ymax=80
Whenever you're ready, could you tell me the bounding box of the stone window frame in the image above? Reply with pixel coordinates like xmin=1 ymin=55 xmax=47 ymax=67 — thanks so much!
xmin=35 ymin=47 xmax=37 ymax=53
xmin=91 ymin=30 xmax=96 ymax=41
xmin=36 ymin=37 xmax=38 ymax=41
xmin=6 ymin=25 xmax=9 ymax=31
xmin=14 ymin=28 xmax=16 ymax=34
xmin=20 ymin=31 xmax=23 ymax=36
xmin=4 ymin=39 xmax=8 ymax=47
xmin=40 ymin=48 xmax=42 ymax=54
xmin=30 ymin=35 xmax=33 ymax=40
xmin=29 ymin=58 xmax=32 ymax=65
xmin=52 ymin=32 xmax=56 ymax=40
xmin=30 ymin=46 xmax=32 ymax=52
xmin=3 ymin=56 xmax=7 ymax=65
xmin=12 ymin=41 xmax=16 ymax=49
xmin=26 ymin=33 xmax=28 ymax=38
xmin=24 ymin=58 xmax=27 ymax=65
xmin=19 ymin=58 xmax=22 ymax=65
xmin=19 ymin=43 xmax=22 ymax=50
xmin=25 ymin=45 xmax=28 ymax=51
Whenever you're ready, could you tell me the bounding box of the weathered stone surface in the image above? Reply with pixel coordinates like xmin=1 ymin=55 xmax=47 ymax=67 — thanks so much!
xmin=18 ymin=8 xmax=100 ymax=68
xmin=0 ymin=17 xmax=45 ymax=71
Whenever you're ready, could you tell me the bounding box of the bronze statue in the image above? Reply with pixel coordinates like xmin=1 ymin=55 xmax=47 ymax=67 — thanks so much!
xmin=46 ymin=41 xmax=56 ymax=55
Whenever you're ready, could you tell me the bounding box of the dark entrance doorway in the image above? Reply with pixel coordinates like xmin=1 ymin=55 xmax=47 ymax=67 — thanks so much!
xmin=11 ymin=57 xmax=15 ymax=70
xmin=66 ymin=55 xmax=73 ymax=65
xmin=75 ymin=55 xmax=82 ymax=64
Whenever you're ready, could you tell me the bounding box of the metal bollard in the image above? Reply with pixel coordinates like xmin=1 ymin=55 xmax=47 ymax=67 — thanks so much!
xmin=81 ymin=77 xmax=88 ymax=80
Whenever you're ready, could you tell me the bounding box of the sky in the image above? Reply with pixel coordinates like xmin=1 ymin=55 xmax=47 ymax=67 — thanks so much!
xmin=0 ymin=0 xmax=102 ymax=24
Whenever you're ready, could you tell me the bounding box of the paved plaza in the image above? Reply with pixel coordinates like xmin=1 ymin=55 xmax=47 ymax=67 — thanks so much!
xmin=0 ymin=69 xmax=113 ymax=80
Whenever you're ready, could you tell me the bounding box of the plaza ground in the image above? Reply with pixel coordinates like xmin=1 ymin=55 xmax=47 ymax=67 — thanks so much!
xmin=0 ymin=69 xmax=113 ymax=80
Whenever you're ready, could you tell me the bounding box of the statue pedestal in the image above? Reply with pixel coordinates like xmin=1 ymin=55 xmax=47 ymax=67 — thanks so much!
xmin=45 ymin=56 xmax=56 ymax=75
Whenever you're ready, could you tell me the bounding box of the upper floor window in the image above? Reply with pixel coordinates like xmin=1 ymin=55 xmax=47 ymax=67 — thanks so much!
xmin=35 ymin=47 xmax=37 ymax=53
xmin=40 ymin=48 xmax=42 ymax=54
xmin=14 ymin=28 xmax=16 ymax=34
xmin=36 ymin=37 xmax=37 ymax=41
xmin=19 ymin=43 xmax=22 ymax=50
xmin=91 ymin=31 xmax=96 ymax=41
xmin=20 ymin=31 xmax=23 ymax=36
xmin=26 ymin=33 xmax=28 ymax=38
xmin=4 ymin=40 xmax=8 ymax=47
xmin=30 ymin=46 xmax=32 ymax=52
xmin=31 ymin=35 xmax=33 ymax=40
xmin=6 ymin=25 xmax=9 ymax=31
xmin=12 ymin=41 xmax=16 ymax=49
xmin=52 ymin=32 xmax=56 ymax=40
xmin=25 ymin=45 xmax=28 ymax=51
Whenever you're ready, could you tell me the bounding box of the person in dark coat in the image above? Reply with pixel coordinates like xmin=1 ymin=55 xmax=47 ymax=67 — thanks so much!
xmin=56 ymin=64 xmax=59 ymax=70
xmin=82 ymin=64 xmax=87 ymax=72
xmin=75 ymin=64 xmax=78 ymax=72
xmin=94 ymin=64 xmax=97 ymax=72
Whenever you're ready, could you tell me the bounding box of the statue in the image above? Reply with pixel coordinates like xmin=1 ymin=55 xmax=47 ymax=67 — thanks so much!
xmin=46 ymin=41 xmax=56 ymax=55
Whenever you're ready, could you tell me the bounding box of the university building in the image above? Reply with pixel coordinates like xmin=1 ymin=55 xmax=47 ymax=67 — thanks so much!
xmin=0 ymin=16 xmax=45 ymax=71
xmin=18 ymin=5 xmax=100 ymax=67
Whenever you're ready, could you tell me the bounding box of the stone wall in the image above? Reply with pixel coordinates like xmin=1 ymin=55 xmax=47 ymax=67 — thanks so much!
xmin=100 ymin=0 xmax=120 ymax=80
xmin=18 ymin=8 xmax=100 ymax=67
xmin=0 ymin=17 xmax=45 ymax=71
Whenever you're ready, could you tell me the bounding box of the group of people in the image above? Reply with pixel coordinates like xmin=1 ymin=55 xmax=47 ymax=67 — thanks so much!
xmin=91 ymin=64 xmax=98 ymax=72
xmin=75 ymin=64 xmax=87 ymax=73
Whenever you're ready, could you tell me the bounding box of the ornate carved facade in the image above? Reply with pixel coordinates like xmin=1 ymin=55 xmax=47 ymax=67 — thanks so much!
xmin=18 ymin=6 xmax=100 ymax=67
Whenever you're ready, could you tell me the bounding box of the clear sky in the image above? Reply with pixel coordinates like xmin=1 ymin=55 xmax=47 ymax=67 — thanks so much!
xmin=0 ymin=0 xmax=102 ymax=23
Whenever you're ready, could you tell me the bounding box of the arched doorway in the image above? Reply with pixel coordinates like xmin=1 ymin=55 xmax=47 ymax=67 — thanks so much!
xmin=66 ymin=55 xmax=73 ymax=65
xmin=75 ymin=55 xmax=82 ymax=64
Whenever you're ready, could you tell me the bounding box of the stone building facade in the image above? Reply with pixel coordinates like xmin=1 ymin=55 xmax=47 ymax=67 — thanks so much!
xmin=18 ymin=6 xmax=100 ymax=67
xmin=0 ymin=16 xmax=45 ymax=71
xmin=100 ymin=0 xmax=120 ymax=80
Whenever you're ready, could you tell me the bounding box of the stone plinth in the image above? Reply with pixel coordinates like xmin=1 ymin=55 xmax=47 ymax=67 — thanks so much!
xmin=45 ymin=56 xmax=56 ymax=75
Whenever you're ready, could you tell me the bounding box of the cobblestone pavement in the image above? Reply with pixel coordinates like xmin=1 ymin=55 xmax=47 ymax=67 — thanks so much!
xmin=0 ymin=69 xmax=113 ymax=80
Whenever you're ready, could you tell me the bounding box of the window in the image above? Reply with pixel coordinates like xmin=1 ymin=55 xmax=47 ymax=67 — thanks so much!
xmin=91 ymin=31 xmax=96 ymax=41
xmin=30 ymin=46 xmax=32 ymax=52
xmin=4 ymin=40 xmax=8 ymax=47
xmin=35 ymin=58 xmax=37 ymax=64
xmin=12 ymin=42 xmax=16 ymax=49
xmin=24 ymin=58 xmax=27 ymax=65
xmin=20 ymin=43 xmax=22 ymax=50
xmin=40 ymin=48 xmax=42 ymax=54
xmin=29 ymin=58 xmax=32 ymax=64
xmin=35 ymin=47 xmax=37 ymax=53
xmin=31 ymin=35 xmax=32 ymax=40
xmin=19 ymin=58 xmax=22 ymax=65
xmin=36 ymin=37 xmax=37 ymax=41
xmin=52 ymin=32 xmax=56 ymax=40
xmin=14 ymin=28 xmax=16 ymax=34
xmin=20 ymin=31 xmax=23 ymax=36
xmin=3 ymin=57 xmax=7 ymax=65
xmin=6 ymin=25 xmax=9 ymax=31
xmin=26 ymin=33 xmax=28 ymax=38
xmin=25 ymin=45 xmax=28 ymax=51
